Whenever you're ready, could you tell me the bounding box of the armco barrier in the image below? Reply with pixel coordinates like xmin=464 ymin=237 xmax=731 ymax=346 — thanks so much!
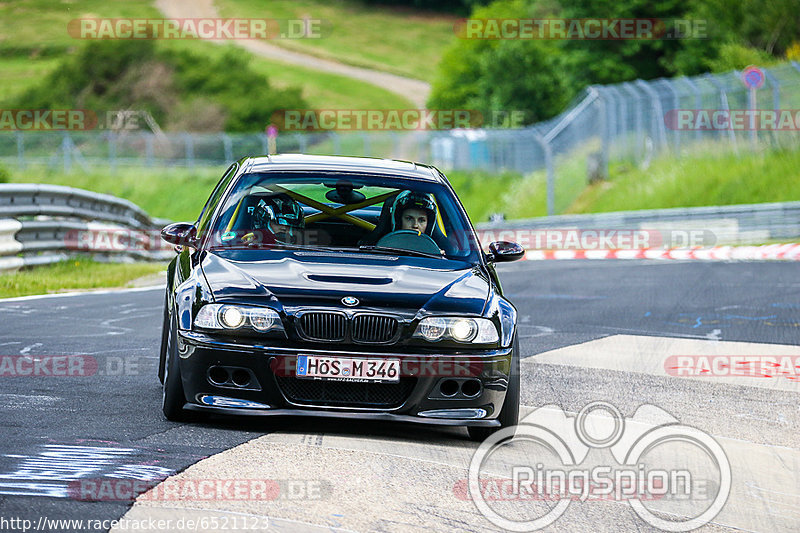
xmin=0 ymin=184 xmax=173 ymax=272
xmin=477 ymin=201 xmax=800 ymax=247
xmin=3 ymin=183 xmax=798 ymax=272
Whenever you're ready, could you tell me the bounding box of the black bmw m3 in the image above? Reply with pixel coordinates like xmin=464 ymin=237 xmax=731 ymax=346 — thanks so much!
xmin=158 ymin=154 xmax=524 ymax=440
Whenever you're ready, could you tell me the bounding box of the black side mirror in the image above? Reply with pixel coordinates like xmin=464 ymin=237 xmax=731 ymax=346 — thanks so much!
xmin=161 ymin=223 xmax=197 ymax=248
xmin=488 ymin=241 xmax=525 ymax=263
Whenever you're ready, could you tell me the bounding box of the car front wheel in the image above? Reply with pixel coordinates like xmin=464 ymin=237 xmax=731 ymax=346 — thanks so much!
xmin=162 ymin=311 xmax=188 ymax=421
xmin=468 ymin=337 xmax=520 ymax=442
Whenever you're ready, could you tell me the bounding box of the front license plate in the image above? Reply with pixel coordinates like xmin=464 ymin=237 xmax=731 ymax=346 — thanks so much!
xmin=296 ymin=355 xmax=400 ymax=382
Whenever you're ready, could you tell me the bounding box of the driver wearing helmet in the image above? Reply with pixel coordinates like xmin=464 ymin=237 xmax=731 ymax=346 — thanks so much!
xmin=250 ymin=192 xmax=305 ymax=244
xmin=391 ymin=191 xmax=437 ymax=236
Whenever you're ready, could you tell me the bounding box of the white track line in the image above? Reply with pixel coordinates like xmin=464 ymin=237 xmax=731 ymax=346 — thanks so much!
xmin=0 ymin=285 xmax=163 ymax=303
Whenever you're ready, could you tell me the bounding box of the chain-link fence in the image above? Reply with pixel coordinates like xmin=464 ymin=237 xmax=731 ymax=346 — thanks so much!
xmin=2 ymin=62 xmax=799 ymax=215
xmin=0 ymin=130 xmax=436 ymax=172
xmin=436 ymin=61 xmax=800 ymax=214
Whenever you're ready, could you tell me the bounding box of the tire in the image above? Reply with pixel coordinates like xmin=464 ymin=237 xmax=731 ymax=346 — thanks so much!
xmin=468 ymin=337 xmax=520 ymax=442
xmin=162 ymin=311 xmax=188 ymax=421
xmin=157 ymin=292 xmax=169 ymax=385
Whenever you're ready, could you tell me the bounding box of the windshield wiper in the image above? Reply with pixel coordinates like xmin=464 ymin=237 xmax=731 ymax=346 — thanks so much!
xmin=209 ymin=242 xmax=323 ymax=251
xmin=359 ymin=245 xmax=444 ymax=259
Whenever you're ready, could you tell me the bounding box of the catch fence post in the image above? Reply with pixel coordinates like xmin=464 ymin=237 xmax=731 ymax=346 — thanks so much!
xmin=145 ymin=133 xmax=154 ymax=167
xmin=763 ymin=69 xmax=781 ymax=150
xmin=593 ymin=88 xmax=610 ymax=180
xmin=634 ymin=80 xmax=668 ymax=153
xmin=184 ymin=134 xmax=195 ymax=167
xmin=15 ymin=132 xmax=25 ymax=170
xmin=295 ymin=134 xmax=307 ymax=154
xmin=533 ymin=132 xmax=555 ymax=216
xmin=61 ymin=133 xmax=71 ymax=173
xmin=260 ymin=133 xmax=269 ymax=155
xmin=662 ymin=80 xmax=681 ymax=156
xmin=222 ymin=133 xmax=232 ymax=162
xmin=362 ymin=134 xmax=370 ymax=157
xmin=622 ymin=83 xmax=644 ymax=161
xmin=682 ymin=76 xmax=702 ymax=143
xmin=704 ymin=73 xmax=738 ymax=153
xmin=108 ymin=132 xmax=117 ymax=174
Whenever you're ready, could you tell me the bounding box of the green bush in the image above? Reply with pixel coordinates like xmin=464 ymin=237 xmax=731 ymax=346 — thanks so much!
xmin=7 ymin=41 xmax=308 ymax=132
xmin=429 ymin=0 xmax=569 ymax=125
xmin=429 ymin=0 xmax=798 ymax=124
xmin=360 ymin=0 xmax=489 ymax=15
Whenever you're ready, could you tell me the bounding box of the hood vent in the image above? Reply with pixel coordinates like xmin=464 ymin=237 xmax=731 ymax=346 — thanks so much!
xmin=306 ymin=274 xmax=393 ymax=285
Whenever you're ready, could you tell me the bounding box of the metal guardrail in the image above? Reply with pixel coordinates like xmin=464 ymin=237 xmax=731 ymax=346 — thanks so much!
xmin=0 ymin=184 xmax=173 ymax=272
xmin=476 ymin=201 xmax=800 ymax=246
xmin=3 ymin=182 xmax=796 ymax=272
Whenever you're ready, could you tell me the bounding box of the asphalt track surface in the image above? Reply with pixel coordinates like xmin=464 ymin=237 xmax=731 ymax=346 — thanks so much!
xmin=0 ymin=260 xmax=797 ymax=532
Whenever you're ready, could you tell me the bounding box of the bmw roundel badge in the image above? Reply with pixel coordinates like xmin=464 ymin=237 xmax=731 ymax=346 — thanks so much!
xmin=341 ymin=296 xmax=359 ymax=307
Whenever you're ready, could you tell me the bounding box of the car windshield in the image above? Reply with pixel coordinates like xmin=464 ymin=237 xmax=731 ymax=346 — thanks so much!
xmin=206 ymin=172 xmax=483 ymax=262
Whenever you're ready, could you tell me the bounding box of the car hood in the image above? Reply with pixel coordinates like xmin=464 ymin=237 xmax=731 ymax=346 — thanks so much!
xmin=201 ymin=249 xmax=489 ymax=315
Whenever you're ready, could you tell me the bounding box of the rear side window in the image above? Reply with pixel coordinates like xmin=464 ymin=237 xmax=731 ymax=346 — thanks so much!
xmin=196 ymin=163 xmax=238 ymax=234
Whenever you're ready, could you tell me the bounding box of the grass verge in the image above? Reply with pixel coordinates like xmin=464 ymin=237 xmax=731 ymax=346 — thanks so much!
xmin=215 ymin=0 xmax=456 ymax=83
xmin=5 ymin=164 xmax=226 ymax=222
xmin=446 ymin=169 xmax=530 ymax=223
xmin=0 ymin=1 xmax=412 ymax=114
xmin=568 ymin=146 xmax=800 ymax=214
xmin=4 ymin=163 xmax=530 ymax=224
xmin=163 ymin=40 xmax=413 ymax=110
xmin=0 ymin=259 xmax=166 ymax=299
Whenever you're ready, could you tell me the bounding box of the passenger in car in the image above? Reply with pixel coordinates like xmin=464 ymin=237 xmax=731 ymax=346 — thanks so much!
xmin=400 ymin=207 xmax=429 ymax=234
xmin=358 ymin=190 xmax=459 ymax=256
xmin=226 ymin=192 xmax=308 ymax=246
xmin=393 ymin=191 xmax=436 ymax=236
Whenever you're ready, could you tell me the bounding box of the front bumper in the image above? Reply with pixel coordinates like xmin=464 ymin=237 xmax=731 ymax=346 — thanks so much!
xmin=176 ymin=330 xmax=515 ymax=428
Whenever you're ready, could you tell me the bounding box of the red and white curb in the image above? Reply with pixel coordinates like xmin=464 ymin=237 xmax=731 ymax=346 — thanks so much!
xmin=522 ymin=243 xmax=800 ymax=261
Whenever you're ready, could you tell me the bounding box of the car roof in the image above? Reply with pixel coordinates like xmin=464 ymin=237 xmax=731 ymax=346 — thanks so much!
xmin=242 ymin=154 xmax=445 ymax=183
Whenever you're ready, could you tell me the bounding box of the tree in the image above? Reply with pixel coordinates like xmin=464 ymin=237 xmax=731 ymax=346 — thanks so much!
xmin=428 ymin=0 xmax=569 ymax=125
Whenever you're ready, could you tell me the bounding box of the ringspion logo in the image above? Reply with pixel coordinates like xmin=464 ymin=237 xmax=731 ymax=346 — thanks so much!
xmin=467 ymin=402 xmax=730 ymax=531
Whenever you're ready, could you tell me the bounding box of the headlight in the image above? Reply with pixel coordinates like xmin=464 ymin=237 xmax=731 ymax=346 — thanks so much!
xmin=194 ymin=304 xmax=284 ymax=335
xmin=449 ymin=318 xmax=478 ymax=342
xmin=219 ymin=306 xmax=244 ymax=329
xmin=417 ymin=317 xmax=447 ymax=341
xmin=413 ymin=317 xmax=499 ymax=344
